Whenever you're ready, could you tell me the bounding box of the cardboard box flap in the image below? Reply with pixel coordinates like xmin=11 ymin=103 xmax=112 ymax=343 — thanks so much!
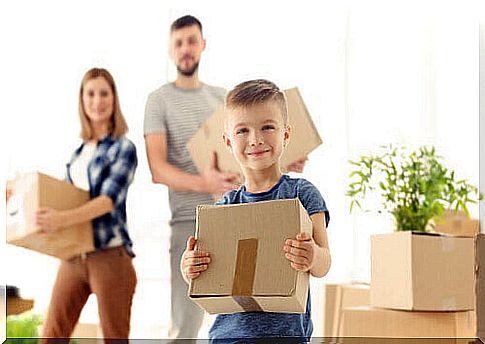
xmin=190 ymin=199 xmax=312 ymax=297
xmin=186 ymin=87 xmax=322 ymax=178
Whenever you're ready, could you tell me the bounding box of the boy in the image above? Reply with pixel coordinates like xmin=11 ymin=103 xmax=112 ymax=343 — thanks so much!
xmin=181 ymin=79 xmax=331 ymax=342
xmin=145 ymin=16 xmax=306 ymax=340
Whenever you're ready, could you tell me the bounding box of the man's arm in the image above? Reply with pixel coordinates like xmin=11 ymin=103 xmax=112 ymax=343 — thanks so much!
xmin=286 ymin=156 xmax=308 ymax=173
xmin=144 ymin=133 xmax=239 ymax=194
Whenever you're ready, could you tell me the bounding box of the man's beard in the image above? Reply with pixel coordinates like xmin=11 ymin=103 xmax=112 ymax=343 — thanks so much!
xmin=177 ymin=61 xmax=200 ymax=77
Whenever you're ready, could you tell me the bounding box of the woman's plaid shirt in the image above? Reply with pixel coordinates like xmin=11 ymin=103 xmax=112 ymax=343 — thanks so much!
xmin=66 ymin=135 xmax=137 ymax=256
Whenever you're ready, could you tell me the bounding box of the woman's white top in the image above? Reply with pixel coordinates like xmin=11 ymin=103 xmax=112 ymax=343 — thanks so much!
xmin=70 ymin=142 xmax=96 ymax=191
xmin=70 ymin=142 xmax=123 ymax=248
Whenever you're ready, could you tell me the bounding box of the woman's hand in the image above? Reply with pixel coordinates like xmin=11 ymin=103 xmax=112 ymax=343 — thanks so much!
xmin=181 ymin=236 xmax=211 ymax=281
xmin=283 ymin=232 xmax=316 ymax=272
xmin=36 ymin=207 xmax=69 ymax=233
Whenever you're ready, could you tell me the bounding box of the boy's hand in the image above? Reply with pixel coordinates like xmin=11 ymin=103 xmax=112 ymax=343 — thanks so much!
xmin=182 ymin=236 xmax=211 ymax=280
xmin=283 ymin=232 xmax=315 ymax=272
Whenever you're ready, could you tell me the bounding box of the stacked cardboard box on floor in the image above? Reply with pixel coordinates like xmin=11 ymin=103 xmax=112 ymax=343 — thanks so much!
xmin=370 ymin=231 xmax=475 ymax=311
xmin=337 ymin=232 xmax=483 ymax=340
xmin=339 ymin=307 xmax=476 ymax=338
xmin=189 ymin=199 xmax=312 ymax=314
xmin=187 ymin=88 xmax=322 ymax=184
xmin=323 ymin=283 xmax=370 ymax=338
xmin=6 ymin=172 xmax=94 ymax=260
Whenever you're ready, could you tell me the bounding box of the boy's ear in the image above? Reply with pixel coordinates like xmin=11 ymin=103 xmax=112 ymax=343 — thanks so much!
xmin=222 ymin=132 xmax=233 ymax=152
xmin=283 ymin=124 xmax=291 ymax=147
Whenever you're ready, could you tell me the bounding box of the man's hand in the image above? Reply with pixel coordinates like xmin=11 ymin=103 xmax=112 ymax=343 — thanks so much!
xmin=181 ymin=236 xmax=211 ymax=281
xmin=36 ymin=207 xmax=69 ymax=233
xmin=202 ymin=152 xmax=240 ymax=195
xmin=286 ymin=156 xmax=308 ymax=173
xmin=283 ymin=232 xmax=315 ymax=272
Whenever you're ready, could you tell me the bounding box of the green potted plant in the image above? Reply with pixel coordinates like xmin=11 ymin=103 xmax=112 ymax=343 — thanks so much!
xmin=346 ymin=144 xmax=481 ymax=311
xmin=346 ymin=144 xmax=481 ymax=232
xmin=5 ymin=313 xmax=42 ymax=344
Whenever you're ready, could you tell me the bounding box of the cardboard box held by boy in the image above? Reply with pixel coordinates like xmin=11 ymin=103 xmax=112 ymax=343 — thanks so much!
xmin=189 ymin=199 xmax=312 ymax=314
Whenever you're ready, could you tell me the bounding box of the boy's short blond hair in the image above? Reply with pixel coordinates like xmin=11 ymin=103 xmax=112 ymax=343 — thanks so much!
xmin=225 ymin=79 xmax=288 ymax=124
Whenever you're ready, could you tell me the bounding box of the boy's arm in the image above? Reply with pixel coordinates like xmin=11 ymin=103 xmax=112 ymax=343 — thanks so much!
xmin=145 ymin=133 xmax=239 ymax=194
xmin=308 ymin=212 xmax=331 ymax=277
xmin=284 ymin=212 xmax=331 ymax=278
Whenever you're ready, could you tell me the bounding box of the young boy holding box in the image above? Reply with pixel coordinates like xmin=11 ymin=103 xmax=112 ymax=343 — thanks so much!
xmin=181 ymin=79 xmax=331 ymax=342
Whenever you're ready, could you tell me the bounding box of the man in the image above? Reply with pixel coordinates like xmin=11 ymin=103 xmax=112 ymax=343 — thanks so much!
xmin=143 ymin=15 xmax=307 ymax=339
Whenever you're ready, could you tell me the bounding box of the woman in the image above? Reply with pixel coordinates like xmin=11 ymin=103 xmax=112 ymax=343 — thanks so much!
xmin=36 ymin=68 xmax=137 ymax=342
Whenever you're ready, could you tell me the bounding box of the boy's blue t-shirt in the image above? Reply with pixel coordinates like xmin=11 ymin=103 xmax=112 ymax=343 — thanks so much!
xmin=209 ymin=174 xmax=330 ymax=342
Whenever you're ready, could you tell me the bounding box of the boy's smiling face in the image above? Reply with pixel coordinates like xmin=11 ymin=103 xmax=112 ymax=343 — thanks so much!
xmin=224 ymin=101 xmax=290 ymax=172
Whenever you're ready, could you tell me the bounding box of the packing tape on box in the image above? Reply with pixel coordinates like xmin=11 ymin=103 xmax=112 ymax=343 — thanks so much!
xmin=440 ymin=236 xmax=455 ymax=253
xmin=231 ymin=238 xmax=263 ymax=312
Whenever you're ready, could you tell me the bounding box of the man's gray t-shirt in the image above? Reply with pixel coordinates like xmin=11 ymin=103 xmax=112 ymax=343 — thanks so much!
xmin=144 ymin=82 xmax=226 ymax=224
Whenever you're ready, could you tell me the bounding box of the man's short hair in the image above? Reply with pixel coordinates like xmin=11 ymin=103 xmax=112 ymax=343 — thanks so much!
xmin=170 ymin=15 xmax=203 ymax=35
xmin=225 ymin=79 xmax=288 ymax=124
